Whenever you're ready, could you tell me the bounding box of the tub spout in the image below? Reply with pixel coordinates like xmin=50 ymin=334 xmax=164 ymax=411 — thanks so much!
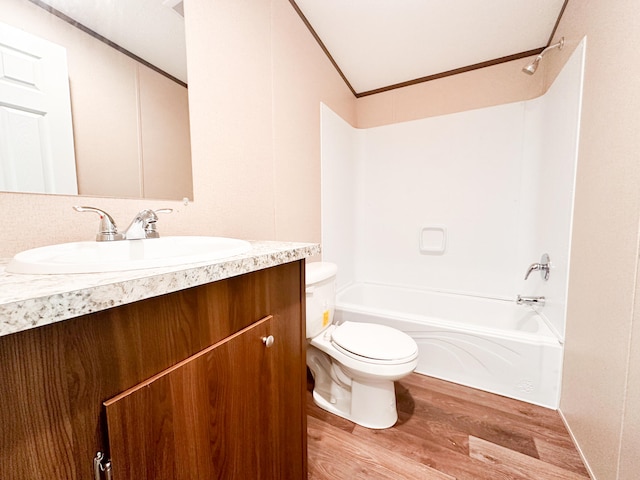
xmin=516 ymin=295 xmax=546 ymax=307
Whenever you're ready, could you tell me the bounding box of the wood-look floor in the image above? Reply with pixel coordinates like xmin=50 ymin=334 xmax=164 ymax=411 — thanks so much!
xmin=307 ymin=373 xmax=591 ymax=480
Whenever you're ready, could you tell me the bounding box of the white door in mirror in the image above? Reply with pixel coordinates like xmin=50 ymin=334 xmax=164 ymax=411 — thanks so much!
xmin=0 ymin=21 xmax=77 ymax=195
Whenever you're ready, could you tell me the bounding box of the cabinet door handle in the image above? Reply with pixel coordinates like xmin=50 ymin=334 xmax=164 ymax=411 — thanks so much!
xmin=262 ymin=335 xmax=275 ymax=348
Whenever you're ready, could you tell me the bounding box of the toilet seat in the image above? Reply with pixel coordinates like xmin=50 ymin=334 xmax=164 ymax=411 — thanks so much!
xmin=331 ymin=322 xmax=418 ymax=365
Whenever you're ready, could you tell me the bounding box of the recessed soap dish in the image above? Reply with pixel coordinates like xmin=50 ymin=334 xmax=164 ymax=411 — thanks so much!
xmin=419 ymin=226 xmax=447 ymax=255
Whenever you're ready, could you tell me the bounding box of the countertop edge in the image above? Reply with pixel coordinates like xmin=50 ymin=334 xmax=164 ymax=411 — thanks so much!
xmin=0 ymin=241 xmax=320 ymax=337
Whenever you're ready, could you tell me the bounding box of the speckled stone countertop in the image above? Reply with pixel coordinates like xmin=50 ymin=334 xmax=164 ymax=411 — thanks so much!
xmin=0 ymin=240 xmax=319 ymax=338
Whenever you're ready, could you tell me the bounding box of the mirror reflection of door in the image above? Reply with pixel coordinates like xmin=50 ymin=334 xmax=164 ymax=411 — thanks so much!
xmin=1 ymin=0 xmax=193 ymax=201
xmin=0 ymin=21 xmax=78 ymax=195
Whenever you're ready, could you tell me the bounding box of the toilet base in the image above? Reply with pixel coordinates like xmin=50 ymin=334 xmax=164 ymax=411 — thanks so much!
xmin=307 ymin=346 xmax=398 ymax=429
xmin=311 ymin=378 xmax=398 ymax=429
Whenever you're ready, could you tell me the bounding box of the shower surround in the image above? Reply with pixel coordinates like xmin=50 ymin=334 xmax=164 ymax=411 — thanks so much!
xmin=321 ymin=39 xmax=585 ymax=408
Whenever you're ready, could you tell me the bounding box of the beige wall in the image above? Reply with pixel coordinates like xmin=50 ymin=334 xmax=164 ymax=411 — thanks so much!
xmin=0 ymin=0 xmax=354 ymax=258
xmin=541 ymin=1 xmax=640 ymax=479
xmin=183 ymin=0 xmax=355 ymax=244
xmin=356 ymin=59 xmax=544 ymax=127
xmin=139 ymin=64 xmax=193 ymax=201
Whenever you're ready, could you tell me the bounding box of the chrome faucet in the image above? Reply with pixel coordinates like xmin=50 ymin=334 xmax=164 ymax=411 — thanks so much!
xmin=122 ymin=208 xmax=173 ymax=240
xmin=524 ymin=253 xmax=551 ymax=281
xmin=516 ymin=295 xmax=546 ymax=307
xmin=74 ymin=206 xmax=172 ymax=241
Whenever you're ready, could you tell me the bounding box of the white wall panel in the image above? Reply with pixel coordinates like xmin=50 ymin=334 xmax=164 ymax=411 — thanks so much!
xmin=320 ymin=104 xmax=361 ymax=290
xmin=358 ymin=103 xmax=525 ymax=297
xmin=519 ymin=39 xmax=585 ymax=341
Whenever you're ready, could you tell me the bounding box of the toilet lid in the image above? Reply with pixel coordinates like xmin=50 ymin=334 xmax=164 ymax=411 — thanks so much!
xmin=331 ymin=322 xmax=418 ymax=361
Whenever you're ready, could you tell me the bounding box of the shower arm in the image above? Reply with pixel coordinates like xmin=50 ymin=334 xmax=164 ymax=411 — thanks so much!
xmin=534 ymin=38 xmax=565 ymax=63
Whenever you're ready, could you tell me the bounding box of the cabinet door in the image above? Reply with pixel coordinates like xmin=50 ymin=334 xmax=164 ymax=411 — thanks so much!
xmin=103 ymin=313 xmax=305 ymax=479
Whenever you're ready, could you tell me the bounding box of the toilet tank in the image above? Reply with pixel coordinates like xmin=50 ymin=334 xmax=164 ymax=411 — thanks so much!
xmin=305 ymin=262 xmax=338 ymax=338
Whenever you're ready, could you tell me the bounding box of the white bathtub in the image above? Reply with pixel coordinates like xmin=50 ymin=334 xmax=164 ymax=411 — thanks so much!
xmin=334 ymin=283 xmax=563 ymax=408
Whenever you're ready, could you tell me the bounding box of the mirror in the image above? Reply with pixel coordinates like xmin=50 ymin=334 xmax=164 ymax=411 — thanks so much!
xmin=0 ymin=0 xmax=193 ymax=201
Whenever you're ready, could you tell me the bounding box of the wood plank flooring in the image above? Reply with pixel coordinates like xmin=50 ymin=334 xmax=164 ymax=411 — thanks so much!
xmin=307 ymin=373 xmax=591 ymax=480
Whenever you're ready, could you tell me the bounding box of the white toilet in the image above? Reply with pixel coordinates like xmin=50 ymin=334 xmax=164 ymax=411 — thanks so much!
xmin=305 ymin=262 xmax=418 ymax=429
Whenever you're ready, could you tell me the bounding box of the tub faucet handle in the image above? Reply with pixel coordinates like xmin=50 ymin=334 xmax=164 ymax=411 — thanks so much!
xmin=524 ymin=253 xmax=550 ymax=281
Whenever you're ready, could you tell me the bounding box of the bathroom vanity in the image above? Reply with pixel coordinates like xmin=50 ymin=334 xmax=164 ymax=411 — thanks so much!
xmin=0 ymin=241 xmax=317 ymax=479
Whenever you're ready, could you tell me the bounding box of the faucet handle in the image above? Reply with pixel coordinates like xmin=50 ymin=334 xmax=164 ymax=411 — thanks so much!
xmin=524 ymin=263 xmax=542 ymax=280
xmin=73 ymin=206 xmax=124 ymax=242
xmin=153 ymin=208 xmax=173 ymax=215
xmin=524 ymin=253 xmax=551 ymax=281
xmin=144 ymin=208 xmax=173 ymax=238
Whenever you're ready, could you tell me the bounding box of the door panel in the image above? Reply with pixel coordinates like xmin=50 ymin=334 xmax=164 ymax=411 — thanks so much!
xmin=0 ymin=21 xmax=77 ymax=194
xmin=104 ymin=312 xmax=304 ymax=479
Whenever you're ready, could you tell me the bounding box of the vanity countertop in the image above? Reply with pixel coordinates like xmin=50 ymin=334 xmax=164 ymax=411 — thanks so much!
xmin=0 ymin=240 xmax=319 ymax=338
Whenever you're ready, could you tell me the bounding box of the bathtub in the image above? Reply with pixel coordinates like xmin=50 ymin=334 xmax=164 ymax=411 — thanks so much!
xmin=334 ymin=283 xmax=563 ymax=408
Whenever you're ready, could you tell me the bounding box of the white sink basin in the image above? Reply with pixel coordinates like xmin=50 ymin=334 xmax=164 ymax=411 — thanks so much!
xmin=5 ymin=236 xmax=252 ymax=274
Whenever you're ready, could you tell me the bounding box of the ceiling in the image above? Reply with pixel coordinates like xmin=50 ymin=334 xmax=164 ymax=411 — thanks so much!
xmin=36 ymin=0 xmax=187 ymax=83
xmin=292 ymin=0 xmax=567 ymax=96
xmin=33 ymin=0 xmax=565 ymax=95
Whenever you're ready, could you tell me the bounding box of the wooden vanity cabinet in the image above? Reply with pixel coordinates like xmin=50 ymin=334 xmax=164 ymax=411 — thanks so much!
xmin=0 ymin=261 xmax=307 ymax=480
